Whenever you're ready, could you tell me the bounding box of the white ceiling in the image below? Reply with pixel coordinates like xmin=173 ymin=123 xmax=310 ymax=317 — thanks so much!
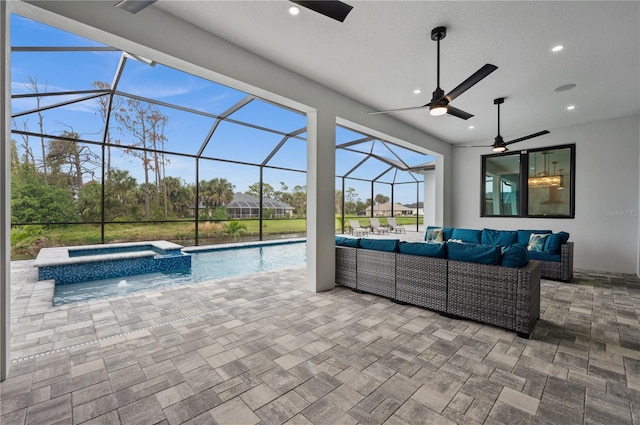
xmin=152 ymin=1 xmax=640 ymax=145
xmin=26 ymin=1 xmax=640 ymax=146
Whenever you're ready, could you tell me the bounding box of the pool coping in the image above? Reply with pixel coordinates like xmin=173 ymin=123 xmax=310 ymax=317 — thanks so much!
xmin=183 ymin=237 xmax=306 ymax=253
xmin=33 ymin=240 xmax=184 ymax=267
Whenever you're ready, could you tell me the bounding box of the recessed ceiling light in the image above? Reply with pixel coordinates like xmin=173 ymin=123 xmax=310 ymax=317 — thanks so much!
xmin=567 ymin=105 xmax=576 ymax=110
xmin=468 ymin=125 xmax=474 ymax=129
xmin=554 ymin=83 xmax=576 ymax=92
xmin=288 ymin=6 xmax=300 ymax=15
xmin=552 ymin=44 xmax=565 ymax=53
xmin=413 ymin=89 xmax=422 ymax=94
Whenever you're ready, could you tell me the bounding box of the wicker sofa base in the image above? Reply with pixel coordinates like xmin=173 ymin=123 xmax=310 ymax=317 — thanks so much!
xmin=536 ymin=242 xmax=573 ymax=282
xmin=336 ymin=246 xmax=541 ymax=338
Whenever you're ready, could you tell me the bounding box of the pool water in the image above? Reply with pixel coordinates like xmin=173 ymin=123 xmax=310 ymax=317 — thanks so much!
xmin=53 ymin=242 xmax=306 ymax=305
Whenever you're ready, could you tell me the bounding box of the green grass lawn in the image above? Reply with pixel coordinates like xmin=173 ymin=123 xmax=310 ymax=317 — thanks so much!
xmin=11 ymin=215 xmax=423 ymax=259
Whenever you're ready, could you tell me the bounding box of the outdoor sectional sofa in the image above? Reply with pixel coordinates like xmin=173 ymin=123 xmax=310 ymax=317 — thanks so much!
xmin=335 ymin=236 xmax=542 ymax=338
xmin=423 ymin=226 xmax=573 ymax=282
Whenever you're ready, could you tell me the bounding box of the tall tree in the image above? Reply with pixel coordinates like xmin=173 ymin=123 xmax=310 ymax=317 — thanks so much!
xmin=345 ymin=187 xmax=358 ymax=215
xmin=200 ymin=178 xmax=235 ymax=218
xmin=375 ymin=194 xmax=390 ymax=205
xmin=246 ymin=182 xmax=274 ymax=199
xmin=92 ymin=81 xmax=122 ymax=181
xmin=47 ymin=131 xmax=100 ymax=196
xmin=12 ymin=118 xmax=35 ymax=166
xmin=27 ymin=76 xmax=48 ymax=183
xmin=114 ymin=98 xmax=169 ymax=219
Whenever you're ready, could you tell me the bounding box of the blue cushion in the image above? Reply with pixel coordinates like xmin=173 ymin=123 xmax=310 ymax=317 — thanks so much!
xmin=501 ymin=245 xmax=529 ymax=268
xmin=399 ymin=241 xmax=447 ymax=258
xmin=481 ymin=229 xmax=518 ymax=247
xmin=447 ymin=241 xmax=502 ymax=265
xmin=544 ymin=231 xmax=570 ymax=254
xmin=425 ymin=226 xmax=454 ymax=241
xmin=451 ymin=228 xmax=482 ymax=244
xmin=335 ymin=236 xmax=360 ymax=248
xmin=517 ymin=229 xmax=552 ymax=245
xmin=527 ymin=251 xmax=561 ymax=262
xmin=359 ymin=238 xmax=400 ymax=253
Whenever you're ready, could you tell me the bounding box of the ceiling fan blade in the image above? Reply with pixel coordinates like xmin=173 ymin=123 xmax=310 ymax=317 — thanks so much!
xmin=290 ymin=1 xmax=353 ymax=22
xmin=505 ymin=130 xmax=550 ymax=145
xmin=114 ymin=0 xmax=157 ymax=14
xmin=445 ymin=64 xmax=498 ymax=102
xmin=446 ymin=105 xmax=473 ymax=120
xmin=368 ymin=103 xmax=430 ymax=115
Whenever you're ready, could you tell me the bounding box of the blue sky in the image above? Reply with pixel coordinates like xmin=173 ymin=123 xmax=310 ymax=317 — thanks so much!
xmin=11 ymin=14 xmax=427 ymax=205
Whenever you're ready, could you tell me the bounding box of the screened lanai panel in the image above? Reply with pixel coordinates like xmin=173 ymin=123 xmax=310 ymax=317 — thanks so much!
xmin=198 ymin=160 xmax=259 ymax=202
xmin=202 ymin=120 xmax=285 ymax=164
xmin=107 ymin=95 xmax=215 ymax=154
xmin=394 ymin=181 xmax=423 ymax=208
xmin=11 ymin=51 xmax=121 ymax=93
xmin=336 ymin=148 xmax=367 ymax=176
xmin=227 ymin=99 xmax=306 ymax=134
xmin=375 ymin=168 xmax=422 ymax=184
xmin=264 ymin=137 xmax=307 ymax=170
xmin=12 ymin=99 xmax=107 ymax=142
xmin=117 ymin=60 xmax=248 ymax=116
xmin=263 ymin=168 xmax=307 ymax=215
xmin=12 ymin=14 xmax=110 ymax=47
xmin=339 ymin=178 xmax=372 ymax=216
xmin=370 ymin=141 xmax=432 ymax=168
xmin=346 ymin=156 xmax=393 ymax=181
xmin=336 ymin=125 xmax=369 ymax=145
xmin=11 ymin=93 xmax=109 ymax=117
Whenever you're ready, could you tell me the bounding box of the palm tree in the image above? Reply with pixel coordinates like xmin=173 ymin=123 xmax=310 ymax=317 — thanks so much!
xmin=224 ymin=220 xmax=247 ymax=241
xmin=199 ymin=177 xmax=235 ymax=218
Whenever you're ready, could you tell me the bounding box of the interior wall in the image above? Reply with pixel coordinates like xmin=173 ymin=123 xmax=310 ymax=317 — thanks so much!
xmin=451 ymin=114 xmax=640 ymax=275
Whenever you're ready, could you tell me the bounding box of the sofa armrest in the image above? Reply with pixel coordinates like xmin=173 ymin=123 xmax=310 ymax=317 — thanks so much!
xmin=335 ymin=246 xmax=357 ymax=289
xmin=561 ymin=242 xmax=574 ymax=281
xmin=516 ymin=260 xmax=541 ymax=338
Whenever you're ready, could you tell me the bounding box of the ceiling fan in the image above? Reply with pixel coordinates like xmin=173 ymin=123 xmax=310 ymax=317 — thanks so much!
xmin=289 ymin=1 xmax=353 ymax=22
xmin=456 ymin=97 xmax=550 ymax=152
xmin=370 ymin=26 xmax=497 ymax=120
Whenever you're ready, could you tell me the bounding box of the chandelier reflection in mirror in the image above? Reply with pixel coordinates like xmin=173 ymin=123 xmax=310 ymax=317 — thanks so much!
xmin=528 ymin=152 xmax=563 ymax=188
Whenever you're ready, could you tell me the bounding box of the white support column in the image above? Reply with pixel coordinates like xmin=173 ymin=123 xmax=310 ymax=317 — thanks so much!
xmin=306 ymin=109 xmax=336 ymax=293
xmin=1 ymin=1 xmax=11 ymax=381
xmin=434 ymin=154 xmax=446 ymax=227
xmin=423 ymin=169 xmax=436 ymax=228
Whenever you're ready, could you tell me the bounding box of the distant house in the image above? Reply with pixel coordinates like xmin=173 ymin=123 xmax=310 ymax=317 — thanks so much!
xmin=364 ymin=202 xmax=414 ymax=217
xmin=226 ymin=193 xmax=294 ymax=218
xmin=404 ymin=202 xmax=424 ymax=217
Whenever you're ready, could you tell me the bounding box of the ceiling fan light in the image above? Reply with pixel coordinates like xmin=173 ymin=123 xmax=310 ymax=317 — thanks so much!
xmin=492 ymin=145 xmax=506 ymax=153
xmin=429 ymin=104 xmax=447 ymax=116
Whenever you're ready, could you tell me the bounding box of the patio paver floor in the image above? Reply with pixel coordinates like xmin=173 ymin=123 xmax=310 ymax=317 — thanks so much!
xmin=3 ymin=235 xmax=640 ymax=424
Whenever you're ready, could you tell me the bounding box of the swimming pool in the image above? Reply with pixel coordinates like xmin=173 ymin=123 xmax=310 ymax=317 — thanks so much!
xmin=53 ymin=241 xmax=306 ymax=305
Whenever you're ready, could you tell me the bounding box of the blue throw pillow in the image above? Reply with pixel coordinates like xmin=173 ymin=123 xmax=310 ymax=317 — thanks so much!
xmin=543 ymin=231 xmax=570 ymax=254
xmin=501 ymin=245 xmax=529 ymax=268
xmin=359 ymin=238 xmax=400 ymax=253
xmin=335 ymin=236 xmax=360 ymax=248
xmin=481 ymin=229 xmax=518 ymax=247
xmin=517 ymin=229 xmax=552 ymax=245
xmin=451 ymin=228 xmax=482 ymax=244
xmin=527 ymin=233 xmax=549 ymax=252
xmin=447 ymin=241 xmax=502 ymax=265
xmin=399 ymin=241 xmax=447 ymax=258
